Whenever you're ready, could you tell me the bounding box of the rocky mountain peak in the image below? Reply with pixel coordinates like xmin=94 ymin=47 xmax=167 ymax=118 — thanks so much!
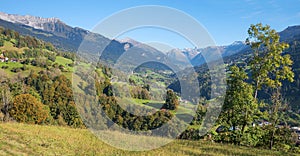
xmin=119 ymin=37 xmax=142 ymax=46
xmin=0 ymin=12 xmax=62 ymax=30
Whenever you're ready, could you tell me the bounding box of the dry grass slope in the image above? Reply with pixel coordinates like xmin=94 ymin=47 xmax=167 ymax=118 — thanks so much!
xmin=0 ymin=123 xmax=296 ymax=156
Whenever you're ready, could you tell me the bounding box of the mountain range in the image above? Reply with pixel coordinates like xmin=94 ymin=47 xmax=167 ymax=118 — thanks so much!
xmin=0 ymin=12 xmax=299 ymax=68
xmin=0 ymin=11 xmax=300 ymax=115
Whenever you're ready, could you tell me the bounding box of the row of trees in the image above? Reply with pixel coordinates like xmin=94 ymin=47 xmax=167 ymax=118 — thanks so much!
xmin=130 ymin=86 xmax=151 ymax=100
xmin=0 ymin=27 xmax=55 ymax=51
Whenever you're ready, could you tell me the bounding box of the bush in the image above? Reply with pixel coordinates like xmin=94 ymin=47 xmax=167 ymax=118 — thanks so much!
xmin=9 ymin=94 xmax=50 ymax=124
xmin=0 ymin=40 xmax=4 ymax=47
xmin=1 ymin=66 xmax=8 ymax=69
xmin=48 ymin=54 xmax=56 ymax=62
xmin=21 ymin=59 xmax=30 ymax=65
xmin=21 ymin=65 xmax=27 ymax=71
xmin=291 ymin=147 xmax=300 ymax=154
xmin=162 ymin=90 xmax=179 ymax=110
xmin=11 ymin=67 xmax=22 ymax=73
xmin=130 ymin=86 xmax=150 ymax=100
xmin=68 ymin=63 xmax=74 ymax=67
xmin=240 ymin=126 xmax=265 ymax=147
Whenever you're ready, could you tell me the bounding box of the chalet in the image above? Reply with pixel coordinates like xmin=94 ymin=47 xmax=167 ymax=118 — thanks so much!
xmin=0 ymin=55 xmax=5 ymax=62
xmin=258 ymin=121 xmax=271 ymax=127
xmin=0 ymin=54 xmax=8 ymax=62
xmin=10 ymin=58 xmax=19 ymax=62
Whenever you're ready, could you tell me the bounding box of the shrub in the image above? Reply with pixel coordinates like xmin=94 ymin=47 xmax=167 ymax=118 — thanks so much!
xmin=1 ymin=66 xmax=8 ymax=69
xmin=9 ymin=94 xmax=50 ymax=124
xmin=162 ymin=89 xmax=179 ymax=110
xmin=21 ymin=59 xmax=30 ymax=65
xmin=0 ymin=40 xmax=4 ymax=47
xmin=11 ymin=67 xmax=22 ymax=73
xmin=21 ymin=65 xmax=27 ymax=71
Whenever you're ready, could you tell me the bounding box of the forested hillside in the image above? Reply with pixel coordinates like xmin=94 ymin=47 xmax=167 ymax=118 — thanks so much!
xmin=0 ymin=23 xmax=300 ymax=155
xmin=0 ymin=27 xmax=83 ymax=127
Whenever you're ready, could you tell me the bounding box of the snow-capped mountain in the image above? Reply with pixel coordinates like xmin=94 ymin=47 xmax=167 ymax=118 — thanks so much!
xmin=0 ymin=12 xmax=61 ymax=31
xmin=0 ymin=12 xmax=113 ymax=52
xmin=165 ymin=41 xmax=248 ymax=66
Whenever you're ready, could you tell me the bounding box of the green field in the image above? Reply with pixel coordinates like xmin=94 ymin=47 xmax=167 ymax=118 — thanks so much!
xmin=0 ymin=62 xmax=44 ymax=78
xmin=0 ymin=55 xmax=74 ymax=78
xmin=0 ymin=123 xmax=294 ymax=156
xmin=55 ymin=56 xmax=73 ymax=66
xmin=0 ymin=41 xmax=28 ymax=53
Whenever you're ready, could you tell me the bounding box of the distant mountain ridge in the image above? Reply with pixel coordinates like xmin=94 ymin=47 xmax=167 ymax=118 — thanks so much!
xmin=0 ymin=12 xmax=112 ymax=53
xmin=279 ymin=25 xmax=300 ymax=43
xmin=166 ymin=41 xmax=248 ymax=66
xmin=0 ymin=12 xmax=171 ymax=66
xmin=0 ymin=12 xmax=299 ymax=68
xmin=0 ymin=12 xmax=61 ymax=30
xmin=0 ymin=12 xmax=251 ymax=67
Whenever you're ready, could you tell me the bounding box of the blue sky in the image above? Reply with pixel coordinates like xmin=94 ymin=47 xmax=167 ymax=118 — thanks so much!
xmin=1 ymin=0 xmax=300 ymax=49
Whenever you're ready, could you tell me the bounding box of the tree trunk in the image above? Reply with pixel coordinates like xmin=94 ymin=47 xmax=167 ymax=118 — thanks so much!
xmin=242 ymin=109 xmax=248 ymax=134
xmin=254 ymin=79 xmax=260 ymax=100
xmin=254 ymin=89 xmax=258 ymax=100
xmin=269 ymin=128 xmax=276 ymax=150
xmin=1 ymin=88 xmax=12 ymax=122
xmin=269 ymin=89 xmax=281 ymax=150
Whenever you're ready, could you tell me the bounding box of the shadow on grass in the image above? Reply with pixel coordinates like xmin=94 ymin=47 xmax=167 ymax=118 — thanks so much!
xmin=144 ymin=102 xmax=164 ymax=109
xmin=176 ymin=114 xmax=194 ymax=123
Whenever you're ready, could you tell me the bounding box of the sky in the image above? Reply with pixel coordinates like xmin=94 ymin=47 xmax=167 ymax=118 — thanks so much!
xmin=1 ymin=0 xmax=300 ymax=50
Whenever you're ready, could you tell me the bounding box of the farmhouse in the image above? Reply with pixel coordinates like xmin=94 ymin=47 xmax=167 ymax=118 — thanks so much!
xmin=0 ymin=54 xmax=8 ymax=62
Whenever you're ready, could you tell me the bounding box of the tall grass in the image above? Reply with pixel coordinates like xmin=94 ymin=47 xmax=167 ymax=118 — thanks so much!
xmin=0 ymin=123 xmax=294 ymax=156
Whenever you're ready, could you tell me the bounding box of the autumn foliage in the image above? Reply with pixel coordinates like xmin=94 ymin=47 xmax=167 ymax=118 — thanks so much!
xmin=9 ymin=94 xmax=49 ymax=124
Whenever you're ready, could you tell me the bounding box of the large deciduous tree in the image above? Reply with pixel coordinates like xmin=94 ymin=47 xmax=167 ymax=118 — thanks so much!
xmin=221 ymin=65 xmax=258 ymax=144
xmin=246 ymin=23 xmax=294 ymax=149
xmin=246 ymin=23 xmax=294 ymax=99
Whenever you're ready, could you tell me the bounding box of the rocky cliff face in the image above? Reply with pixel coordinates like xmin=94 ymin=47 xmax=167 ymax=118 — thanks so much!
xmin=0 ymin=12 xmax=61 ymax=30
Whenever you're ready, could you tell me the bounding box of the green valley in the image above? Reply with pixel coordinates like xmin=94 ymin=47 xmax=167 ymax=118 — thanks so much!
xmin=0 ymin=12 xmax=300 ymax=156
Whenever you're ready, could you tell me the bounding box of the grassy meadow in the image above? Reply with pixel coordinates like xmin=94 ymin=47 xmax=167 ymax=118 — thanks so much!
xmin=0 ymin=123 xmax=296 ymax=156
